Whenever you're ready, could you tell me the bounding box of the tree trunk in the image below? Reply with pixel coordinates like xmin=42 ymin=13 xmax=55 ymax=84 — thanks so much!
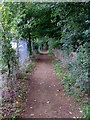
xmin=28 ymin=33 xmax=32 ymax=56
xmin=7 ymin=60 xmax=10 ymax=77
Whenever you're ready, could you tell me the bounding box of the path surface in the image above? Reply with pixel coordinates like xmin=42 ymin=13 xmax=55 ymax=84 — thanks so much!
xmin=21 ymin=53 xmax=81 ymax=118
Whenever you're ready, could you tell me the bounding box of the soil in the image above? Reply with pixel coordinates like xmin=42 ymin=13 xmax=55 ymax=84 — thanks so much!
xmin=20 ymin=52 xmax=82 ymax=118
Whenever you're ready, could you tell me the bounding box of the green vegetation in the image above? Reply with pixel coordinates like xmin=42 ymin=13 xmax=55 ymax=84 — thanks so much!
xmin=1 ymin=2 xmax=89 ymax=119
xmin=1 ymin=60 xmax=35 ymax=119
xmin=52 ymin=46 xmax=89 ymax=118
xmin=1 ymin=2 xmax=89 ymax=74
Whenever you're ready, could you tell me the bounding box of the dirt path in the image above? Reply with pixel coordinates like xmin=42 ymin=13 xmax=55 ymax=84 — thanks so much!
xmin=20 ymin=53 xmax=81 ymax=118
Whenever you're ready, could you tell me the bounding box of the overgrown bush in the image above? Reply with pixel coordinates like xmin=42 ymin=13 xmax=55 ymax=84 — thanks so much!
xmin=52 ymin=44 xmax=89 ymax=118
xmin=53 ymin=45 xmax=89 ymax=96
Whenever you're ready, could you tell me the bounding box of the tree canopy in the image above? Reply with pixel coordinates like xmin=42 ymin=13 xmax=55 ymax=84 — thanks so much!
xmin=1 ymin=2 xmax=89 ymax=75
xmin=1 ymin=2 xmax=89 ymax=119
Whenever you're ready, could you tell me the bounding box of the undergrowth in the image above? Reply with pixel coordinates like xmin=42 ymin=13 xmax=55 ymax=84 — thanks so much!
xmin=1 ymin=60 xmax=35 ymax=119
xmin=52 ymin=45 xmax=89 ymax=119
xmin=47 ymin=50 xmax=54 ymax=57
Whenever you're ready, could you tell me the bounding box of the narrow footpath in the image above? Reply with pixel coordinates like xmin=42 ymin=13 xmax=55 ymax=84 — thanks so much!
xmin=20 ymin=53 xmax=81 ymax=118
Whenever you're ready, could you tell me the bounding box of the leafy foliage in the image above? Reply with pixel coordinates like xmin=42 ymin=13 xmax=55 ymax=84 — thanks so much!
xmin=52 ymin=44 xmax=89 ymax=118
xmin=1 ymin=2 xmax=89 ymax=118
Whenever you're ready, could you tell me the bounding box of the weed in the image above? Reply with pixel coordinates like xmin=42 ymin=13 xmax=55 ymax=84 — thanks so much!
xmin=52 ymin=46 xmax=89 ymax=118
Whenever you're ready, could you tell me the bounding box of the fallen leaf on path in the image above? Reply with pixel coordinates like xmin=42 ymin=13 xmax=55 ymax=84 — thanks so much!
xmin=30 ymin=114 xmax=34 ymax=116
xmin=34 ymin=99 xmax=37 ymax=102
xmin=54 ymin=111 xmax=57 ymax=113
xmin=73 ymin=117 xmax=76 ymax=118
xmin=69 ymin=112 xmax=72 ymax=114
xmin=55 ymin=94 xmax=58 ymax=96
xmin=47 ymin=101 xmax=50 ymax=104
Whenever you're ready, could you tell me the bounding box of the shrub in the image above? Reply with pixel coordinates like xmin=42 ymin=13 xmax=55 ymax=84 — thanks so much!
xmin=53 ymin=44 xmax=89 ymax=118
